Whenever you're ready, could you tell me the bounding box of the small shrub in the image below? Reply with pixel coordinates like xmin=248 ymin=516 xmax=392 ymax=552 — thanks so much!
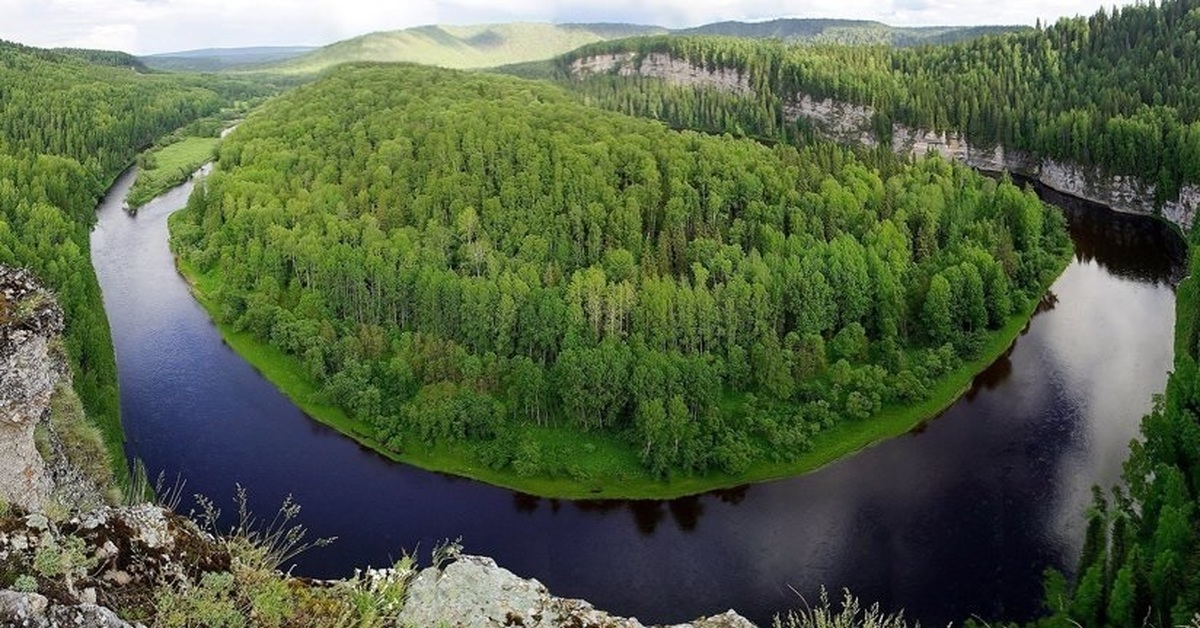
xmin=33 ymin=542 xmax=63 ymax=579
xmin=774 ymin=587 xmax=914 ymax=628
xmin=155 ymin=571 xmax=245 ymax=628
xmin=13 ymin=574 xmax=38 ymax=593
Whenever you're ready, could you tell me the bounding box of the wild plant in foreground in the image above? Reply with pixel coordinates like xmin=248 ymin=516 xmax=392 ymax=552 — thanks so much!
xmin=192 ymin=484 xmax=336 ymax=572
xmin=775 ymin=587 xmax=917 ymax=628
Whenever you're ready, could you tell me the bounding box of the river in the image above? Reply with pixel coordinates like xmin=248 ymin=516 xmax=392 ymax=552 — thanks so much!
xmin=90 ymin=167 xmax=1186 ymax=626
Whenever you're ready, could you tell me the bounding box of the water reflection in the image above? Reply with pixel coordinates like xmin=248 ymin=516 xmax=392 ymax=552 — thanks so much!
xmin=1017 ymin=177 xmax=1188 ymax=285
xmin=93 ymin=168 xmax=1185 ymax=627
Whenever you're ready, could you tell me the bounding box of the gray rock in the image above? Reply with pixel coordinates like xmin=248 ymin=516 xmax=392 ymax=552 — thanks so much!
xmin=0 ymin=265 xmax=108 ymax=515
xmin=0 ymin=590 xmax=48 ymax=623
xmin=0 ymin=590 xmax=134 ymax=628
xmin=568 ymin=54 xmax=1198 ymax=232
xmin=396 ymin=555 xmax=755 ymax=628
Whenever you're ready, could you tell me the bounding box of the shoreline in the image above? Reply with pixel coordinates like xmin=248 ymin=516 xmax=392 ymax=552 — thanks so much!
xmin=168 ymin=200 xmax=1073 ymax=499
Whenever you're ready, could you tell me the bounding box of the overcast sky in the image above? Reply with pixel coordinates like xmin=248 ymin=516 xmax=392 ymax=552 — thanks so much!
xmin=1 ymin=0 xmax=1119 ymax=55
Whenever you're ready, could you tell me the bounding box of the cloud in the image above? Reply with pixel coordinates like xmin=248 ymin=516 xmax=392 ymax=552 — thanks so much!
xmin=0 ymin=0 xmax=1110 ymax=54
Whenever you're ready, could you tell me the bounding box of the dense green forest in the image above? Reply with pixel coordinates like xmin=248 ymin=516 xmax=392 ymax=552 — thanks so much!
xmin=560 ymin=0 xmax=1200 ymax=203
xmin=0 ymin=39 xmax=273 ymax=475
xmin=172 ymin=63 xmax=1068 ymax=488
xmin=550 ymin=2 xmax=1200 ymax=620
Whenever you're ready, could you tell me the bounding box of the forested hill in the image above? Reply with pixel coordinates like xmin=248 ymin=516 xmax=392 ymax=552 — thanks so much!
xmin=558 ymin=2 xmax=1200 ymax=623
xmin=141 ymin=46 xmax=318 ymax=72
xmin=560 ymin=0 xmax=1200 ymax=202
xmin=271 ymin=24 xmax=664 ymax=73
xmin=268 ymin=19 xmax=1025 ymax=74
xmin=674 ymin=19 xmax=1026 ymax=46
xmin=0 ymin=39 xmax=273 ymax=475
xmin=172 ymin=63 xmax=1068 ymax=495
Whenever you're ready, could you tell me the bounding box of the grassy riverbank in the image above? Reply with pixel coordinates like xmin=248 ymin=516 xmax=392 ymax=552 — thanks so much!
xmin=171 ymin=206 xmax=1073 ymax=499
xmin=126 ymin=137 xmax=220 ymax=211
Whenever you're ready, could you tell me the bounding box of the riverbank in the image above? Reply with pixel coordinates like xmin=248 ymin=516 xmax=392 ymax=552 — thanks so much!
xmin=126 ymin=137 xmax=219 ymax=212
xmin=170 ymin=206 xmax=1073 ymax=499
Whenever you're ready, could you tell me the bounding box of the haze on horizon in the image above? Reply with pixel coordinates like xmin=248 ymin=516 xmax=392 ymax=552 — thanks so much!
xmin=4 ymin=0 xmax=1120 ymax=56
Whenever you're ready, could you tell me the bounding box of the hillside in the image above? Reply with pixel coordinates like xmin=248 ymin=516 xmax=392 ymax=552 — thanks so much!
xmin=674 ymin=19 xmax=1028 ymax=46
xmin=273 ymin=23 xmax=664 ymax=73
xmin=269 ymin=19 xmax=1026 ymax=74
xmin=141 ymin=46 xmax=318 ymax=72
xmin=562 ymin=1 xmax=1200 ymax=200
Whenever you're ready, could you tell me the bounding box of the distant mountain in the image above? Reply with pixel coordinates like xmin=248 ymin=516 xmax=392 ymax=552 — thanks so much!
xmin=272 ymin=23 xmax=665 ymax=74
xmin=674 ymin=19 xmax=1028 ymax=46
xmin=0 ymin=41 xmax=149 ymax=72
xmin=185 ymin=19 xmax=1028 ymax=75
xmin=55 ymin=47 xmax=149 ymax=71
xmin=141 ymin=46 xmax=317 ymax=72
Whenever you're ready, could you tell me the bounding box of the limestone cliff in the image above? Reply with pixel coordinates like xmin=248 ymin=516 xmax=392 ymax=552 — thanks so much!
xmin=0 ymin=266 xmax=109 ymax=515
xmin=1 ymin=267 xmax=66 ymax=513
xmin=568 ymin=53 xmax=1199 ymax=232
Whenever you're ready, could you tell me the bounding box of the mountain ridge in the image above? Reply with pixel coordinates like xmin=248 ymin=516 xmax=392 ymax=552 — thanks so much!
xmin=146 ymin=18 xmax=1029 ymax=74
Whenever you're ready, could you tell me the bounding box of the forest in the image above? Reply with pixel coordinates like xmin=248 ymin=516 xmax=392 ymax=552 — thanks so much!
xmin=171 ymin=63 xmax=1069 ymax=486
xmin=560 ymin=0 xmax=1200 ymax=204
xmin=0 ymin=39 xmax=274 ymax=473
xmin=551 ymin=2 xmax=1200 ymax=622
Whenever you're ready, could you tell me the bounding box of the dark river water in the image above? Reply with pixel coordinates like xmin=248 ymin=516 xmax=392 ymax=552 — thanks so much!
xmin=90 ymin=167 xmax=1186 ymax=626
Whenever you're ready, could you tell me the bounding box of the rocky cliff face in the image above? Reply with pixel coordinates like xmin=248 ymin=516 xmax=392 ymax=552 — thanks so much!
xmin=570 ymin=52 xmax=753 ymax=95
xmin=0 ymin=266 xmax=109 ymax=515
xmin=398 ymin=555 xmax=754 ymax=628
xmin=569 ymin=54 xmax=1199 ymax=232
xmin=0 ymin=267 xmax=65 ymax=513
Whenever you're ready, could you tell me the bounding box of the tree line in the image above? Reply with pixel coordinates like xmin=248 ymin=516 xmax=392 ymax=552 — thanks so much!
xmin=174 ymin=63 xmax=1069 ymax=479
xmin=561 ymin=0 xmax=1200 ymax=204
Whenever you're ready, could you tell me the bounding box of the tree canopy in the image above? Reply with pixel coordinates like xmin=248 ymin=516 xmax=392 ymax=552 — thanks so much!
xmin=174 ymin=63 xmax=1068 ymax=481
xmin=560 ymin=0 xmax=1200 ymax=203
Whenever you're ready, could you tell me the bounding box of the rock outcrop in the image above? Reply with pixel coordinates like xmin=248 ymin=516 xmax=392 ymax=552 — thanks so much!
xmin=0 ymin=266 xmax=109 ymax=515
xmin=568 ymin=53 xmax=1199 ymax=232
xmin=0 ymin=590 xmax=135 ymax=628
xmin=1 ymin=506 xmax=756 ymax=628
xmin=0 ymin=504 xmax=231 ymax=622
xmin=0 ymin=267 xmax=65 ymax=513
xmin=397 ymin=554 xmax=755 ymax=628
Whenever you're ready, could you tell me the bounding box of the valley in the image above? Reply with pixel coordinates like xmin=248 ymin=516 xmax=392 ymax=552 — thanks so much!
xmin=2 ymin=1 xmax=1200 ymax=626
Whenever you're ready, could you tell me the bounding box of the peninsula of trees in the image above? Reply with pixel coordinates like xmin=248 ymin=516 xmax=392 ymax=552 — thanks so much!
xmin=173 ymin=63 xmax=1070 ymax=494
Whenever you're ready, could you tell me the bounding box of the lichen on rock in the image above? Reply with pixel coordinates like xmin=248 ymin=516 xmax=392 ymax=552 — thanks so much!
xmin=397 ymin=554 xmax=756 ymax=628
xmin=0 ymin=265 xmax=112 ymax=516
xmin=0 ymin=266 xmax=66 ymax=514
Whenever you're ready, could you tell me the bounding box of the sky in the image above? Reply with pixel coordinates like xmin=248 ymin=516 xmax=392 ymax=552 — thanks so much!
xmin=1 ymin=0 xmax=1119 ymax=55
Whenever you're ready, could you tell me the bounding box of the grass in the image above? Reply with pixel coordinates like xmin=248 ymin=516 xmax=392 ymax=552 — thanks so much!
xmin=127 ymin=137 xmax=219 ymax=211
xmin=49 ymin=382 xmax=116 ymax=493
xmin=172 ymin=207 xmax=1072 ymax=499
